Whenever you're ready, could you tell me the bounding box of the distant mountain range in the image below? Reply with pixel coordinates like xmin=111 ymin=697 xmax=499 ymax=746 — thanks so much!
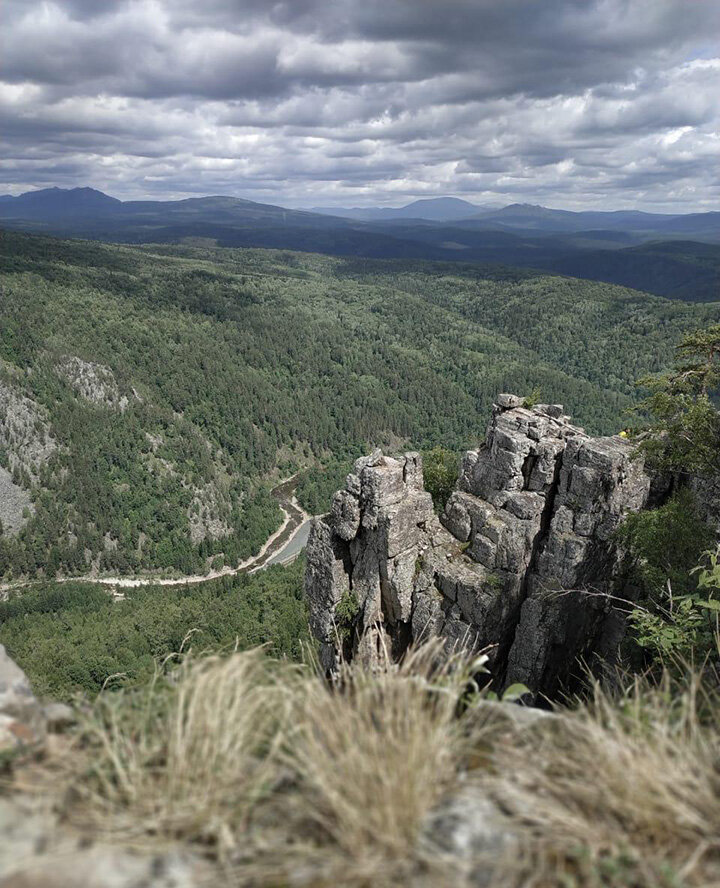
xmin=1 ymin=187 xmax=719 ymax=302
xmin=0 ymin=186 xmax=330 ymax=226
xmin=311 ymin=196 xmax=499 ymax=222
xmin=313 ymin=196 xmax=720 ymax=235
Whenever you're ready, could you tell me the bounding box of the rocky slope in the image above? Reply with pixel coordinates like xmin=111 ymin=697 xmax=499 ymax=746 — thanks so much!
xmin=305 ymin=395 xmax=652 ymax=699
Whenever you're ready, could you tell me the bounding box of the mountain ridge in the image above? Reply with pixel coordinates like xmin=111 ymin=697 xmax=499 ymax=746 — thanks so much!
xmin=3 ymin=186 xmax=717 ymax=226
xmin=311 ymin=196 xmax=492 ymax=222
xmin=1 ymin=187 xmax=719 ymax=302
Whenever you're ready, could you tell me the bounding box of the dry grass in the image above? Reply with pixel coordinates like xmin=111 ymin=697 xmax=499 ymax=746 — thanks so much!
xmin=489 ymin=673 xmax=720 ymax=887
xmin=265 ymin=643 xmax=487 ymax=883
xmin=58 ymin=642 xmax=488 ymax=884
xmin=66 ymin=648 xmax=295 ymax=852
xmin=52 ymin=646 xmax=720 ymax=887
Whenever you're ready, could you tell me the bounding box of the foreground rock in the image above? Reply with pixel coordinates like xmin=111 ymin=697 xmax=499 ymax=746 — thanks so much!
xmin=421 ymin=786 xmax=517 ymax=888
xmin=305 ymin=396 xmax=651 ymax=698
xmin=0 ymin=645 xmax=45 ymax=756
xmin=0 ymin=796 xmax=209 ymax=888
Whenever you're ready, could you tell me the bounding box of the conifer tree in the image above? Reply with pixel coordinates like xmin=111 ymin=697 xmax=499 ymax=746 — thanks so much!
xmin=637 ymin=324 xmax=720 ymax=474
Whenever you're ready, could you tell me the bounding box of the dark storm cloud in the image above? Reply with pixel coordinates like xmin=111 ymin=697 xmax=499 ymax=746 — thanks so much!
xmin=0 ymin=0 xmax=718 ymax=209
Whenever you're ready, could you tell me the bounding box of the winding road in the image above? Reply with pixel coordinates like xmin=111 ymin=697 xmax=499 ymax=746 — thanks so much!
xmin=0 ymin=476 xmax=315 ymax=595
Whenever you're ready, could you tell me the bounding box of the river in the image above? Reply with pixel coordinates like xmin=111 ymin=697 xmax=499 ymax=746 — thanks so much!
xmin=0 ymin=475 xmax=315 ymax=594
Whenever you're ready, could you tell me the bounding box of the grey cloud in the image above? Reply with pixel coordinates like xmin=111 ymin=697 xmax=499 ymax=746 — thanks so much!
xmin=0 ymin=0 xmax=718 ymax=209
xmin=5 ymin=0 xmax=718 ymax=101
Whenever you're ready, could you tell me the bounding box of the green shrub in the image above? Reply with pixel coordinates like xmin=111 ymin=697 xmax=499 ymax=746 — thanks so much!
xmin=634 ymin=324 xmax=720 ymax=475
xmin=335 ymin=590 xmax=360 ymax=640
xmin=617 ymin=490 xmax=713 ymax=600
xmin=522 ymin=386 xmax=542 ymax=408
xmin=617 ymin=491 xmax=716 ymax=663
xmin=422 ymin=447 xmax=459 ymax=511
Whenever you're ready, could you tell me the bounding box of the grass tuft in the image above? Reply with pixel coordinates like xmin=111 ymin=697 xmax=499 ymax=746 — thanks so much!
xmin=489 ymin=672 xmax=720 ymax=887
xmin=67 ymin=647 xmax=295 ymax=854
xmin=49 ymin=648 xmax=720 ymax=886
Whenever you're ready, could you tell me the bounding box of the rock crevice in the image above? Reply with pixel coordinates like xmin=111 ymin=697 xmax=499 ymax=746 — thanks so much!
xmin=305 ymin=396 xmax=652 ymax=699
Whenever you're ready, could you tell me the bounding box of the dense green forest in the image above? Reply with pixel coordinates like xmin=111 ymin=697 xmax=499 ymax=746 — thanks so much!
xmin=0 ymin=559 xmax=308 ymax=700
xmin=1 ymin=230 xmax=719 ymax=579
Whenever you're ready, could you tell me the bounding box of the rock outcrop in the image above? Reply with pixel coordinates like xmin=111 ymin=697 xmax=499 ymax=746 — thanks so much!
xmin=0 ymin=644 xmax=45 ymax=755
xmin=0 ymin=795 xmax=209 ymax=888
xmin=56 ymin=356 xmax=131 ymax=411
xmin=305 ymin=396 xmax=652 ymax=699
xmin=0 ymin=467 xmax=33 ymax=537
xmin=0 ymin=379 xmax=57 ymax=536
xmin=0 ymin=380 xmax=57 ymax=484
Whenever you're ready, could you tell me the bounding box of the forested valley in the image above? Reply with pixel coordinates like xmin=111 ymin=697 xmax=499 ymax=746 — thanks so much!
xmin=0 ymin=559 xmax=308 ymax=700
xmin=1 ymin=229 xmax=719 ymax=582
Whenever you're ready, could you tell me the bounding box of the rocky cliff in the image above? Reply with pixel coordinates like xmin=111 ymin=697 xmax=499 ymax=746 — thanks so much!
xmin=305 ymin=395 xmax=652 ymax=699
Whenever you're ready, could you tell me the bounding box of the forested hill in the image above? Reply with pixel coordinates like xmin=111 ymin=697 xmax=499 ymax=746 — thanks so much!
xmin=1 ymin=230 xmax=718 ymax=580
xmin=2 ymin=188 xmax=719 ymax=303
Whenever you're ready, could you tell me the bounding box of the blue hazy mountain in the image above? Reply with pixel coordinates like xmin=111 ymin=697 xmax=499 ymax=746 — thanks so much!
xmin=1 ymin=187 xmax=718 ymax=301
xmin=311 ymin=196 xmax=491 ymax=222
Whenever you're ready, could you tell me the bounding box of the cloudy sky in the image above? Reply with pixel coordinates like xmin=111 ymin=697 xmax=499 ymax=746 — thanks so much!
xmin=1 ymin=0 xmax=719 ymax=210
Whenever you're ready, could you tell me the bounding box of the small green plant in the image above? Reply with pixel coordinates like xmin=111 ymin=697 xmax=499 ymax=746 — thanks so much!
xmin=560 ymin=845 xmax=681 ymax=888
xmin=422 ymin=447 xmax=459 ymax=511
xmin=522 ymin=386 xmax=542 ymax=408
xmin=484 ymin=573 xmax=503 ymax=592
xmin=692 ymin=545 xmax=720 ymax=600
xmin=629 ymin=597 xmax=706 ymax=659
xmin=335 ymin=590 xmax=360 ymax=640
xmin=485 ymin=682 xmax=531 ymax=704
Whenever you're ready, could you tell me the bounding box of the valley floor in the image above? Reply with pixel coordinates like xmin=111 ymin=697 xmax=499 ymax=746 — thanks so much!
xmin=0 ymin=477 xmax=312 ymax=596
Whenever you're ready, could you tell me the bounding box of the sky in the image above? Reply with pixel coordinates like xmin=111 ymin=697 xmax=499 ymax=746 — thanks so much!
xmin=1 ymin=0 xmax=719 ymax=211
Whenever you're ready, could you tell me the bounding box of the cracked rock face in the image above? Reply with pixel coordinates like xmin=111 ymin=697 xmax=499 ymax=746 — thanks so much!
xmin=305 ymin=396 xmax=651 ymax=699
xmin=306 ymin=450 xmax=434 ymax=674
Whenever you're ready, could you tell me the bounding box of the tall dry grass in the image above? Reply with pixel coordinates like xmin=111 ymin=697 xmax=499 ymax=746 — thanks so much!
xmin=67 ymin=648 xmax=296 ymax=851
xmin=269 ymin=644 xmax=488 ymax=882
xmin=489 ymin=673 xmax=720 ymax=887
xmin=55 ymin=646 xmax=720 ymax=887
xmin=60 ymin=642 xmax=489 ymax=883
